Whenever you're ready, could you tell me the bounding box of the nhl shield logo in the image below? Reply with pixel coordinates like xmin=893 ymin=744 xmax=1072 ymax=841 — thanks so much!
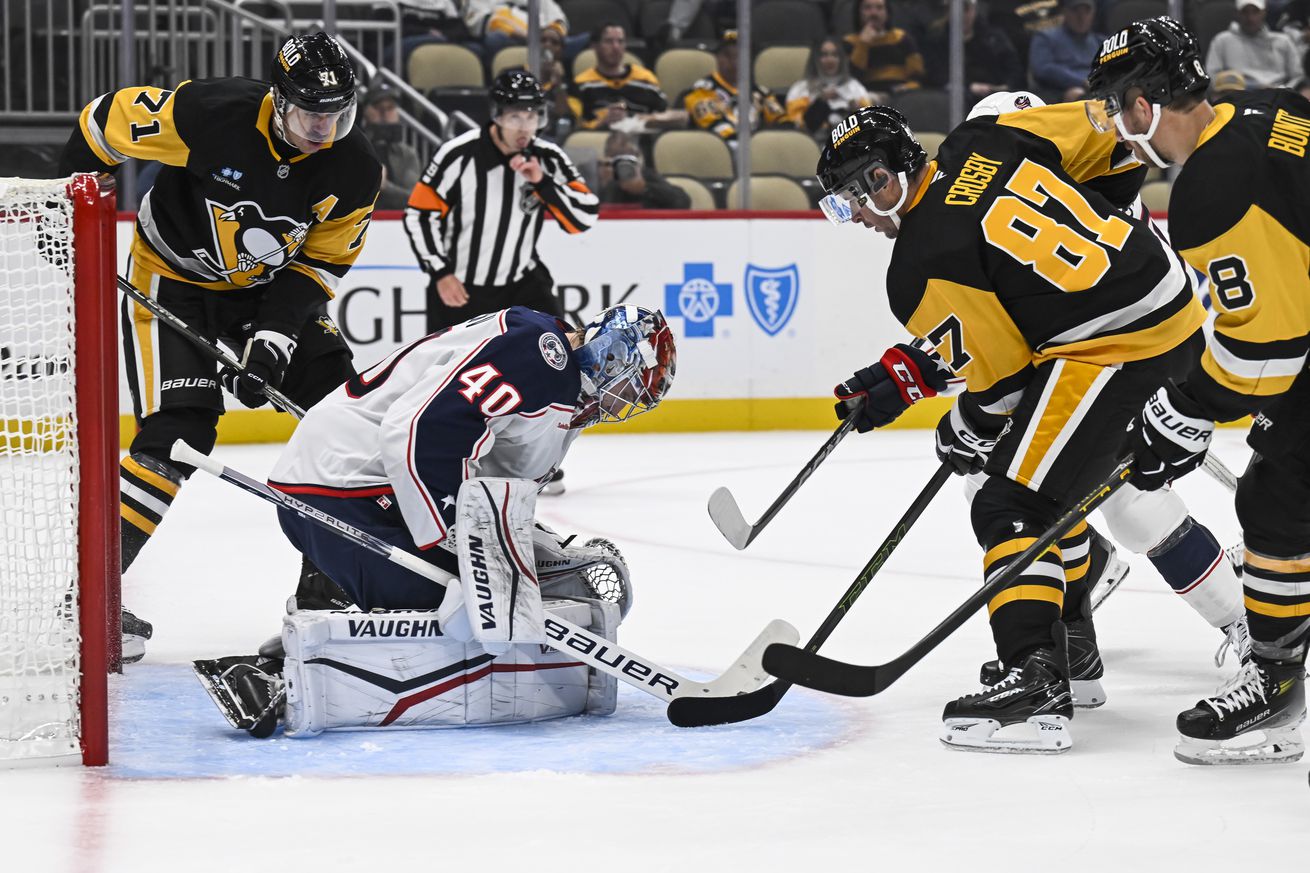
xmin=744 ymin=264 xmax=799 ymax=336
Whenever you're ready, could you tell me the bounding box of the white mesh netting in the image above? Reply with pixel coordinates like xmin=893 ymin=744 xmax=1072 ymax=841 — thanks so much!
xmin=0 ymin=178 xmax=83 ymax=764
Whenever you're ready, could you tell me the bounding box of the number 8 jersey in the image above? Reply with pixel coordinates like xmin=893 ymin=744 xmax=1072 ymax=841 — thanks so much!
xmin=269 ymin=308 xmax=582 ymax=550
xmin=887 ymin=101 xmax=1206 ymax=419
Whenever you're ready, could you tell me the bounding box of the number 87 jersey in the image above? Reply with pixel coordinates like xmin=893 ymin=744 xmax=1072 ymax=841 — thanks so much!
xmin=886 ymin=101 xmax=1206 ymax=417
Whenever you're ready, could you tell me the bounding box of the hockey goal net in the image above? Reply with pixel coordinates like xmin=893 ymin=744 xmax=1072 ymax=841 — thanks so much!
xmin=0 ymin=175 xmax=118 ymax=766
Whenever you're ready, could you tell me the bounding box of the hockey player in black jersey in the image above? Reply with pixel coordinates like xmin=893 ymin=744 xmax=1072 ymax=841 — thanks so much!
xmin=1088 ymin=16 xmax=1308 ymax=765
xmin=814 ymin=102 xmax=1215 ymax=753
xmin=60 ymin=32 xmax=382 ymax=662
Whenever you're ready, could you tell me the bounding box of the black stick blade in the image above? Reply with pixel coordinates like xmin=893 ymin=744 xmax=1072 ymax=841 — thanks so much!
xmin=763 ymin=643 xmax=880 ymax=697
xmin=666 ymin=682 xmax=787 ymax=727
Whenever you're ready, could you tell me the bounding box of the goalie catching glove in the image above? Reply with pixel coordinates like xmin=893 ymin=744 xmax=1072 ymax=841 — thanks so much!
xmin=834 ymin=343 xmax=950 ymax=432
xmin=533 ymin=523 xmax=633 ymax=618
xmin=1123 ymin=382 xmax=1214 ymax=491
xmin=220 ymin=327 xmax=296 ymax=408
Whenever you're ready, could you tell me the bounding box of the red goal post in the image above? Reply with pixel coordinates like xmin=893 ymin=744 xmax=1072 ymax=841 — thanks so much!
xmin=0 ymin=174 xmax=118 ymax=767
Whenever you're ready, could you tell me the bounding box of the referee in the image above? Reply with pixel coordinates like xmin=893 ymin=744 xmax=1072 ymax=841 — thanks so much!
xmin=403 ymin=70 xmax=598 ymax=333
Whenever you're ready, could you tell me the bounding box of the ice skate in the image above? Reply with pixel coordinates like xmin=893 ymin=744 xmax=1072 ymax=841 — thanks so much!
xmin=1174 ymin=659 xmax=1305 ymax=765
xmin=193 ymin=654 xmax=286 ymax=739
xmin=121 ymin=608 xmax=153 ymax=665
xmin=1213 ymin=614 xmax=1252 ymax=669
xmin=1087 ymin=530 xmax=1130 ymax=611
xmin=945 ymin=647 xmax=1074 ymax=754
xmin=541 ymin=467 xmax=565 ymax=496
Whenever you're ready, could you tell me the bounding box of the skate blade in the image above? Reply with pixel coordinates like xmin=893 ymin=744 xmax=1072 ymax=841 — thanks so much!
xmin=1072 ymin=678 xmax=1106 ymax=709
xmin=941 ymin=715 xmax=1072 ymax=754
xmin=193 ymin=660 xmax=253 ymax=731
xmin=1174 ymin=724 xmax=1305 ymax=766
xmin=1089 ymin=558 xmax=1130 ymax=611
xmin=121 ymin=635 xmax=147 ymax=665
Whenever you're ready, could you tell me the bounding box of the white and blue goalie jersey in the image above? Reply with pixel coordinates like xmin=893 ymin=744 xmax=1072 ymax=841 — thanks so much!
xmin=269 ymin=307 xmax=581 ymax=549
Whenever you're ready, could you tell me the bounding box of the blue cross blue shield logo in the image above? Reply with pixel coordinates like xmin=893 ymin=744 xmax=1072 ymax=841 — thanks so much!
xmin=665 ymin=262 xmax=732 ymax=338
xmin=744 ymin=264 xmax=799 ymax=336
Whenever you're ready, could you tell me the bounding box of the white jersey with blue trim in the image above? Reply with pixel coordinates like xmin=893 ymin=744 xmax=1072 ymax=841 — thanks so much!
xmin=268 ymin=306 xmax=582 ymax=549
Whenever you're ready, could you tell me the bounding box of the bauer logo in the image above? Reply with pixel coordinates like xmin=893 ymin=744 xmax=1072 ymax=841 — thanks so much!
xmin=664 ymin=262 xmax=731 ymax=338
xmin=744 ymin=264 xmax=798 ymax=336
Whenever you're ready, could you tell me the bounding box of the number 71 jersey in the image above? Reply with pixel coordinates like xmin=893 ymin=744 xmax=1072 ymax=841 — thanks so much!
xmin=269 ymin=307 xmax=582 ymax=550
xmin=886 ymin=102 xmax=1205 ymax=416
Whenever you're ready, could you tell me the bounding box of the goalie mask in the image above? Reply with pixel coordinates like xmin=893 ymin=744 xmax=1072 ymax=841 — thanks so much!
xmin=1085 ymin=16 xmax=1209 ymax=168
xmin=571 ymin=306 xmax=676 ymax=429
xmin=271 ymin=32 xmax=358 ymax=149
xmin=816 ymin=105 xmax=927 ymax=226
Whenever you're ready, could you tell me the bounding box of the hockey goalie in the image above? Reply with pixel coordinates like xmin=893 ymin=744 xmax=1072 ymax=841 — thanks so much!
xmin=195 ymin=304 xmax=676 ymax=737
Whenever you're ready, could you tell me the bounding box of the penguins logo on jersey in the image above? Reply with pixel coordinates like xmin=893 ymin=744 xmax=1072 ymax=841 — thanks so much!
xmin=195 ymin=199 xmax=310 ymax=287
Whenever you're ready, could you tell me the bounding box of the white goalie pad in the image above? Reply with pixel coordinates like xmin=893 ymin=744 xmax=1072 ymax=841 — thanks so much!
xmin=282 ymin=598 xmax=621 ymax=736
xmin=454 ymin=477 xmax=544 ymax=645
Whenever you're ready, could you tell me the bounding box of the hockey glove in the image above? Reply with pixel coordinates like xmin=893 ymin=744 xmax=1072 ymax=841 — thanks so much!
xmin=834 ymin=343 xmax=950 ymax=433
xmin=1123 ymin=382 xmax=1214 ymax=491
xmin=935 ymin=401 xmax=999 ymax=475
xmin=220 ymin=329 xmax=296 ymax=409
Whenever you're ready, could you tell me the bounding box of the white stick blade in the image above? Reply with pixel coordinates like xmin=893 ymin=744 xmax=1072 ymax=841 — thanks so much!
xmin=707 ymin=486 xmax=754 ymax=550
xmin=701 ymin=619 xmax=800 ymax=696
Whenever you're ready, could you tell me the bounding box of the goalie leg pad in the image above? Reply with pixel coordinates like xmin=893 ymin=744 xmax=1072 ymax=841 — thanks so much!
xmin=456 ymin=477 xmax=544 ymax=645
xmin=282 ymin=599 xmax=612 ymax=736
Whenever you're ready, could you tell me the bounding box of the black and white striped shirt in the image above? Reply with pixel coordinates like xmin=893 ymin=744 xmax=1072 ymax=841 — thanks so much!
xmin=403 ymin=125 xmax=598 ymax=287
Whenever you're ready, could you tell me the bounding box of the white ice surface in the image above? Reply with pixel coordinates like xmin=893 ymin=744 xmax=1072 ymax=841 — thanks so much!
xmin=4 ymin=429 xmax=1306 ymax=871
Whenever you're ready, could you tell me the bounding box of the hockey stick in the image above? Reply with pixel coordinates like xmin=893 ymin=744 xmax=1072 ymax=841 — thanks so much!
xmin=668 ymin=461 xmax=954 ymax=727
xmin=763 ymin=460 xmax=1135 ymax=698
xmin=116 ymin=275 xmax=307 ymax=418
xmin=170 ymin=440 xmax=798 ymax=710
xmin=708 ymin=409 xmax=860 ymax=550
xmin=1202 ymin=452 xmax=1239 ymax=493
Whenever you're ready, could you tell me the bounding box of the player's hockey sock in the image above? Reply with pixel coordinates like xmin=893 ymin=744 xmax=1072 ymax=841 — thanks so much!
xmin=120 ymin=452 xmax=183 ymax=573
xmin=1147 ymin=516 xmax=1243 ymax=629
xmin=984 ymin=534 xmax=1065 ymax=667
xmin=1241 ymin=545 xmax=1310 ymax=664
xmin=1058 ymin=520 xmax=1093 ymax=618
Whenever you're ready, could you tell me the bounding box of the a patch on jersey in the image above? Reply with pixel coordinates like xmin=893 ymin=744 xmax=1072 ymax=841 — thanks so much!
xmin=316 ymin=315 xmax=341 ymax=336
xmin=1014 ymin=94 xmax=1032 ymax=110
xmin=196 ymin=198 xmax=309 ymax=287
xmin=539 ymin=333 xmax=568 ymax=370
xmin=744 ymin=264 xmax=799 ymax=336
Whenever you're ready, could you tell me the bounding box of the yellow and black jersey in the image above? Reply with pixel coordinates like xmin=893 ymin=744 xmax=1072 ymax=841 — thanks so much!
xmin=61 ymin=77 xmax=381 ymax=334
xmin=887 ymin=101 xmax=1205 ymax=418
xmin=572 ymin=64 xmax=668 ymax=129
xmin=1168 ymin=89 xmax=1310 ymax=422
xmin=683 ymin=71 xmax=790 ymax=140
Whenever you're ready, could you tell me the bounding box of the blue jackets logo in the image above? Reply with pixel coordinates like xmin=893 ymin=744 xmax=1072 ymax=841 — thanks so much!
xmin=665 ymin=263 xmax=731 ymax=338
xmin=744 ymin=264 xmax=799 ymax=336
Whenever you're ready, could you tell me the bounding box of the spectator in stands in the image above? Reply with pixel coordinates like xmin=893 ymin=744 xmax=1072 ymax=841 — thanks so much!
xmin=598 ymin=131 xmax=691 ymax=209
xmin=1028 ymin=0 xmax=1103 ymax=102
xmin=362 ymin=84 xmax=422 ymax=211
xmin=1206 ymin=0 xmax=1301 ymax=88
xmin=988 ymin=0 xmax=1061 ymax=65
xmin=786 ymin=37 xmax=874 ymax=143
xmin=844 ymin=0 xmax=925 ymax=102
xmin=465 ymin=1 xmax=583 ymax=59
xmin=572 ymin=23 xmax=668 ymax=131
xmin=685 ymin=31 xmax=791 ymax=141
xmin=539 ymin=27 xmax=576 ymax=139
xmin=660 ymin=0 xmax=736 ymax=47
xmin=922 ymin=0 xmax=1023 ymax=106
xmin=1275 ymin=0 xmax=1310 ymax=54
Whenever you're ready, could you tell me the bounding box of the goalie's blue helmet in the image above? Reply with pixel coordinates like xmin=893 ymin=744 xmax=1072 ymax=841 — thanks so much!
xmin=571 ymin=306 xmax=676 ymax=428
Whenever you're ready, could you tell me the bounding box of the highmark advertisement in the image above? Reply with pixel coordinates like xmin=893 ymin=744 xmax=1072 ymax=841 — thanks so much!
xmin=114 ymin=214 xmax=911 ymax=433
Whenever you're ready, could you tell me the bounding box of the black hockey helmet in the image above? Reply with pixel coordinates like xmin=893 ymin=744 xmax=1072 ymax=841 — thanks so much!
xmin=815 ymin=105 xmax=926 ymax=224
xmin=490 ymin=69 xmax=548 ymax=130
xmin=1086 ymin=16 xmax=1209 ymax=132
xmin=270 ymin=32 xmax=358 ymax=147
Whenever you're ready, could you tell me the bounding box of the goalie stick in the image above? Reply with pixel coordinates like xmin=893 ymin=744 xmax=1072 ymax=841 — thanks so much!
xmin=763 ymin=460 xmax=1135 ymax=698
xmin=170 ymin=440 xmax=798 ymax=712
xmin=668 ymin=461 xmax=954 ymax=727
xmin=117 ymin=275 xmax=307 ymax=418
xmin=708 ymin=408 xmax=860 ymax=550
